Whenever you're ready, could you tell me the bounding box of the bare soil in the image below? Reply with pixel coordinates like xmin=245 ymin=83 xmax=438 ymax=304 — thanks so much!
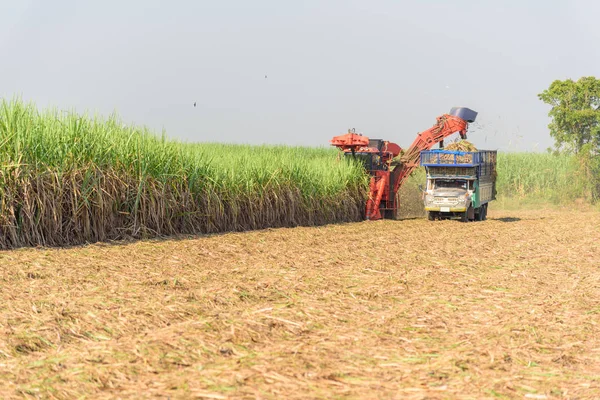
xmin=1 ymin=209 xmax=599 ymax=399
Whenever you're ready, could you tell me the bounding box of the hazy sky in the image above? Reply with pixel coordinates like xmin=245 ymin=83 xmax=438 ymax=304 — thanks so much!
xmin=1 ymin=0 xmax=598 ymax=151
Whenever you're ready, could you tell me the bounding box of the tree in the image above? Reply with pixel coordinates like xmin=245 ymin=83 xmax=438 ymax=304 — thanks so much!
xmin=538 ymin=76 xmax=600 ymax=154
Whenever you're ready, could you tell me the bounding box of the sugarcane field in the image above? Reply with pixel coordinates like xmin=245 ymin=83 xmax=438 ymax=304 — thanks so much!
xmin=2 ymin=3 xmax=600 ymax=399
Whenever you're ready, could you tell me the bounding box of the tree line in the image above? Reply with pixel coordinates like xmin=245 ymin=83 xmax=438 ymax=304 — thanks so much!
xmin=538 ymin=76 xmax=600 ymax=201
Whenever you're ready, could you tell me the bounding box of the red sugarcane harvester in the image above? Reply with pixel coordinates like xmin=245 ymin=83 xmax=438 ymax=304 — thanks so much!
xmin=330 ymin=107 xmax=477 ymax=220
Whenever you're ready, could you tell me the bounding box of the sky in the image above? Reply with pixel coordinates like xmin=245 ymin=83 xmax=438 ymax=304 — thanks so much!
xmin=1 ymin=0 xmax=598 ymax=152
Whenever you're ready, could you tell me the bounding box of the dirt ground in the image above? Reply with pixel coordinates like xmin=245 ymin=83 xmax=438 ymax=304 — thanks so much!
xmin=1 ymin=208 xmax=599 ymax=399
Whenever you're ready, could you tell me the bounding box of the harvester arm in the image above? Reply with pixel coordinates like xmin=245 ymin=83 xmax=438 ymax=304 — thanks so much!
xmin=391 ymin=114 xmax=470 ymax=194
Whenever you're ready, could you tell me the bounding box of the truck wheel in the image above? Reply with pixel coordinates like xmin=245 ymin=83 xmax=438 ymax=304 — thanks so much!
xmin=460 ymin=210 xmax=469 ymax=223
xmin=482 ymin=204 xmax=488 ymax=221
xmin=475 ymin=209 xmax=483 ymax=221
xmin=468 ymin=206 xmax=475 ymax=221
xmin=427 ymin=211 xmax=436 ymax=221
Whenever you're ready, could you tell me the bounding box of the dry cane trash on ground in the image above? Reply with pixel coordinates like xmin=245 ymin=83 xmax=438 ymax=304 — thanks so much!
xmin=0 ymin=208 xmax=599 ymax=399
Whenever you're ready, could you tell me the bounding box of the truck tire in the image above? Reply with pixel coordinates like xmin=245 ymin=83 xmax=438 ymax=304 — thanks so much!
xmin=460 ymin=210 xmax=469 ymax=223
xmin=467 ymin=205 xmax=475 ymax=221
xmin=427 ymin=211 xmax=436 ymax=221
xmin=482 ymin=204 xmax=488 ymax=221
xmin=475 ymin=208 xmax=483 ymax=221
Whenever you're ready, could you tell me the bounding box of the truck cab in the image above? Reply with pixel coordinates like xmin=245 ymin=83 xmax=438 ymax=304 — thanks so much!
xmin=424 ymin=177 xmax=474 ymax=221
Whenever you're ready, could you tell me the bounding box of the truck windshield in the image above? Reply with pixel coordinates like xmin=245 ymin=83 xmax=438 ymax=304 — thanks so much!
xmin=434 ymin=180 xmax=468 ymax=190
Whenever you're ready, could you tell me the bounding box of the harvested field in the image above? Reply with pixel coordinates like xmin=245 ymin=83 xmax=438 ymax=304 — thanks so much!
xmin=1 ymin=208 xmax=600 ymax=399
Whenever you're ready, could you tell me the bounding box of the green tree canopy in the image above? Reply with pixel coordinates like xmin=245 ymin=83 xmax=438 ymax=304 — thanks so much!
xmin=538 ymin=76 xmax=600 ymax=154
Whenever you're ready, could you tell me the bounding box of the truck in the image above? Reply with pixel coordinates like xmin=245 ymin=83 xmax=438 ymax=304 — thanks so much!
xmin=420 ymin=149 xmax=497 ymax=222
